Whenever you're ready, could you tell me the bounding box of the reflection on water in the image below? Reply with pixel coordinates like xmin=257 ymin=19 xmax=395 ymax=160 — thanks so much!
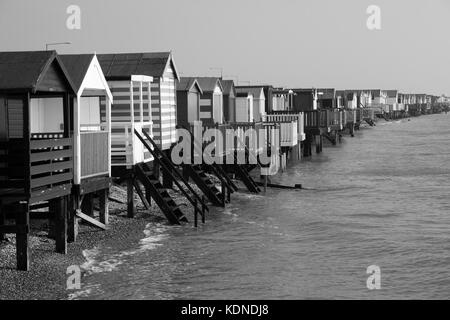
xmin=72 ymin=114 xmax=450 ymax=300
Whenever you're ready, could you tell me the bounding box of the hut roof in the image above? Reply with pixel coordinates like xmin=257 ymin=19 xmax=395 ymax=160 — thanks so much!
xmin=177 ymin=77 xmax=203 ymax=94
xmin=0 ymin=50 xmax=75 ymax=93
xmin=195 ymin=77 xmax=223 ymax=93
xmin=59 ymin=54 xmax=95 ymax=93
xmin=97 ymin=52 xmax=180 ymax=81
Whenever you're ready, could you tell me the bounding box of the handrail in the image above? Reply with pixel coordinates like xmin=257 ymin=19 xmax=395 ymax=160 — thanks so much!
xmin=136 ymin=129 xmax=209 ymax=213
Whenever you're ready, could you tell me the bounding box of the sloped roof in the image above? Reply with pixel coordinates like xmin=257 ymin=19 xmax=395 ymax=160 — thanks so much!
xmin=97 ymin=52 xmax=180 ymax=80
xmin=0 ymin=50 xmax=75 ymax=93
xmin=59 ymin=54 xmax=94 ymax=93
xmin=236 ymin=86 xmax=265 ymax=99
xmin=177 ymin=77 xmax=203 ymax=94
xmin=221 ymin=80 xmax=235 ymax=95
xmin=195 ymin=77 xmax=223 ymax=93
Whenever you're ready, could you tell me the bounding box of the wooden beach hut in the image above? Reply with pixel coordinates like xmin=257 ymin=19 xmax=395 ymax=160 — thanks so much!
xmin=97 ymin=53 xmax=195 ymax=224
xmin=59 ymin=53 xmax=113 ymax=241
xmin=236 ymin=86 xmax=266 ymax=122
xmin=176 ymin=77 xmax=203 ymax=128
xmin=0 ymin=51 xmax=76 ymax=270
xmin=195 ymin=77 xmax=224 ymax=125
xmin=234 ymin=92 xmax=254 ymax=122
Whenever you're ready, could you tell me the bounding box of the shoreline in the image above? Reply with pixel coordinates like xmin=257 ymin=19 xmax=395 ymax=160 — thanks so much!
xmin=0 ymin=183 xmax=202 ymax=300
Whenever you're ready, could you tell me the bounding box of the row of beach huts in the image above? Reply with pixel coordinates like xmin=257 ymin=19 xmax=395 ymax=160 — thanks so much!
xmin=0 ymin=50 xmax=448 ymax=270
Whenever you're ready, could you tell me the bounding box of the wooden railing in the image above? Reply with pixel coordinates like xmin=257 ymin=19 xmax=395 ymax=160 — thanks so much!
xmin=111 ymin=122 xmax=153 ymax=167
xmin=263 ymin=112 xmax=304 ymax=145
xmin=30 ymin=135 xmax=73 ymax=192
xmin=304 ymin=110 xmax=320 ymax=129
xmin=80 ymin=131 xmax=109 ymax=179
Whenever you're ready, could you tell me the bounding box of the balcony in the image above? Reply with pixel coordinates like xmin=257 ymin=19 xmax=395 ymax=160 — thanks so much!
xmin=111 ymin=122 xmax=153 ymax=167
xmin=263 ymin=112 xmax=305 ymax=146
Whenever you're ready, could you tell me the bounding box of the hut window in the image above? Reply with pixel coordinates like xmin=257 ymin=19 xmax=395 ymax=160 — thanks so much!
xmin=30 ymin=97 xmax=64 ymax=134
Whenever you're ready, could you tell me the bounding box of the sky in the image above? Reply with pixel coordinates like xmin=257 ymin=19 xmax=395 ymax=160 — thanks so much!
xmin=0 ymin=0 xmax=449 ymax=95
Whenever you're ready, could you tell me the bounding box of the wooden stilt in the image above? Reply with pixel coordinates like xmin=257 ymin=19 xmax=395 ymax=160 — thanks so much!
xmin=81 ymin=193 xmax=94 ymax=217
xmin=48 ymin=200 xmax=56 ymax=239
xmin=16 ymin=202 xmax=29 ymax=271
xmin=0 ymin=205 xmax=5 ymax=241
xmin=127 ymin=176 xmax=135 ymax=218
xmin=99 ymin=189 xmax=109 ymax=225
xmin=54 ymin=196 xmax=67 ymax=254
xmin=68 ymin=193 xmax=79 ymax=243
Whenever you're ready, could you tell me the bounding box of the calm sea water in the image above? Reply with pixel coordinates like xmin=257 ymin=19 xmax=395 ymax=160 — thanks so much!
xmin=72 ymin=114 xmax=450 ymax=300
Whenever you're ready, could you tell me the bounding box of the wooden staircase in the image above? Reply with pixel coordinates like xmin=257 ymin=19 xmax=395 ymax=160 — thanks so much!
xmin=135 ymin=163 xmax=187 ymax=224
xmin=183 ymin=165 xmax=224 ymax=206
xmin=234 ymin=163 xmax=261 ymax=193
xmin=134 ymin=129 xmax=208 ymax=225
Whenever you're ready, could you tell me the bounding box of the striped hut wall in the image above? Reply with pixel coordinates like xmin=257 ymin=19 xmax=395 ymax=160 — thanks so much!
xmin=100 ymin=80 xmax=139 ymax=166
xmin=151 ymin=66 xmax=177 ymax=150
xmin=200 ymin=92 xmax=213 ymax=122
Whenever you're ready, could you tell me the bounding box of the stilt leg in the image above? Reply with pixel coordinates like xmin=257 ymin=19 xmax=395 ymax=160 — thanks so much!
xmin=55 ymin=196 xmax=67 ymax=254
xmin=0 ymin=205 xmax=5 ymax=241
xmin=99 ymin=189 xmax=109 ymax=225
xmin=68 ymin=193 xmax=79 ymax=243
xmin=127 ymin=176 xmax=135 ymax=218
xmin=81 ymin=193 xmax=94 ymax=217
xmin=16 ymin=202 xmax=29 ymax=271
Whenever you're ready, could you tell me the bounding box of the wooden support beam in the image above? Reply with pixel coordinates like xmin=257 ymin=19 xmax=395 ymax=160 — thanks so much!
xmin=133 ymin=180 xmax=151 ymax=210
xmin=48 ymin=200 xmax=56 ymax=239
xmin=75 ymin=210 xmax=106 ymax=230
xmin=0 ymin=205 xmax=5 ymax=241
xmin=67 ymin=194 xmax=78 ymax=243
xmin=99 ymin=189 xmax=109 ymax=225
xmin=16 ymin=202 xmax=29 ymax=271
xmin=127 ymin=176 xmax=135 ymax=218
xmin=81 ymin=193 xmax=94 ymax=217
xmin=54 ymin=196 xmax=68 ymax=254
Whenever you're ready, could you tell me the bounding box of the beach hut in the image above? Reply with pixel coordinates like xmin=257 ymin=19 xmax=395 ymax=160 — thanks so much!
xmin=59 ymin=53 xmax=113 ymax=241
xmin=0 ymin=51 xmax=76 ymax=270
xmin=97 ymin=54 xmax=202 ymax=223
xmin=196 ymin=77 xmax=224 ymax=125
xmin=98 ymin=52 xmax=179 ymax=152
xmin=237 ymin=85 xmax=273 ymax=114
xmin=235 ymin=92 xmax=254 ymax=122
xmin=176 ymin=77 xmax=203 ymax=128
xmin=236 ymin=86 xmax=266 ymax=122
xmin=221 ymin=80 xmax=236 ymax=123
xmin=96 ymin=54 xmax=154 ymax=172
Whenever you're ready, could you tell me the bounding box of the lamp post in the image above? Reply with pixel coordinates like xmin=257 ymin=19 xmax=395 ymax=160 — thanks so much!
xmin=45 ymin=42 xmax=71 ymax=51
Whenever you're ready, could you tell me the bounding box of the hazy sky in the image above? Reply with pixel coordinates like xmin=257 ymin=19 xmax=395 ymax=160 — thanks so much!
xmin=0 ymin=0 xmax=449 ymax=94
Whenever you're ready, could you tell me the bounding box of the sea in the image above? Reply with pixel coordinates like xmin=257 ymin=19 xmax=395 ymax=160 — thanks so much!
xmin=69 ymin=114 xmax=450 ymax=300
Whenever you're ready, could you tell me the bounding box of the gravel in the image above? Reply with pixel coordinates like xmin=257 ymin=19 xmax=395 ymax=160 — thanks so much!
xmin=0 ymin=179 xmax=211 ymax=300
